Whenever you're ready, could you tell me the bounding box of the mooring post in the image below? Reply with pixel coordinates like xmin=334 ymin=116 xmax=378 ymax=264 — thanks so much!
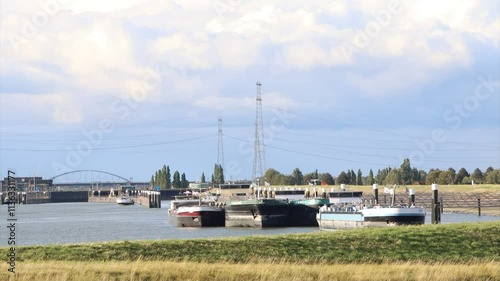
xmin=409 ymin=189 xmax=415 ymax=206
xmin=440 ymin=197 xmax=444 ymax=214
xmin=157 ymin=191 xmax=161 ymax=208
xmin=431 ymin=183 xmax=439 ymax=224
xmin=478 ymin=198 xmax=481 ymax=216
xmin=321 ymin=188 xmax=326 ymax=199
xmin=373 ymin=184 xmax=379 ymax=205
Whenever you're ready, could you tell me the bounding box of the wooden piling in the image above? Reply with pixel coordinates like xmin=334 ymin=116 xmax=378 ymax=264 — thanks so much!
xmin=478 ymin=198 xmax=481 ymax=216
xmin=431 ymin=184 xmax=440 ymax=224
xmin=373 ymin=184 xmax=379 ymax=205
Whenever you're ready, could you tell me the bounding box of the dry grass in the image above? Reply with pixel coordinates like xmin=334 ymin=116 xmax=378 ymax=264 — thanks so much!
xmin=1 ymin=260 xmax=499 ymax=281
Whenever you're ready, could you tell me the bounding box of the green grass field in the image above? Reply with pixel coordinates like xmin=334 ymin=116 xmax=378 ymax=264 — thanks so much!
xmin=1 ymin=222 xmax=499 ymax=280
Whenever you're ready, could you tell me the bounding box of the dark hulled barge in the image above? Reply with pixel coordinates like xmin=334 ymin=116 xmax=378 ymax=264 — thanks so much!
xmin=225 ymin=198 xmax=289 ymax=227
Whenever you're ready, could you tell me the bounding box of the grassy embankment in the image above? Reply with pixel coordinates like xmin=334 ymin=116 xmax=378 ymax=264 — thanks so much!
xmin=1 ymin=222 xmax=499 ymax=280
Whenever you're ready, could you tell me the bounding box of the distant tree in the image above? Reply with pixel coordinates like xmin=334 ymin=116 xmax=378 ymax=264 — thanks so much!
xmin=156 ymin=169 xmax=163 ymax=188
xmin=213 ymin=164 xmax=224 ymax=184
xmin=321 ymin=172 xmax=335 ymax=185
xmin=351 ymin=170 xmax=357 ymax=185
xmin=150 ymin=175 xmax=155 ymax=188
xmin=283 ymin=175 xmax=296 ymax=185
xmin=485 ymin=169 xmax=500 ymax=184
xmin=426 ymin=169 xmax=441 ymax=185
xmin=437 ymin=170 xmax=454 ymax=185
xmin=375 ymin=168 xmax=391 ymax=184
xmin=366 ymin=169 xmax=375 ymax=185
xmin=446 ymin=168 xmax=456 ymax=185
xmin=383 ymin=168 xmax=401 ymax=185
xmin=345 ymin=170 xmax=351 ymax=184
xmin=161 ymin=165 xmax=168 ymax=190
xmin=173 ymin=171 xmax=181 ymax=188
xmin=454 ymin=167 xmax=468 ymax=184
xmin=181 ymin=173 xmax=188 ymax=189
xmin=166 ymin=165 xmax=172 ymax=189
xmin=264 ymin=168 xmax=283 ymax=185
xmin=201 ymin=172 xmax=206 ymax=183
xmin=461 ymin=176 xmax=472 ymax=184
xmin=485 ymin=166 xmax=494 ymax=176
xmin=356 ymin=169 xmax=363 ymax=185
xmin=411 ymin=168 xmax=420 ymax=183
xmin=400 ymin=158 xmax=413 ymax=184
xmin=336 ymin=171 xmax=348 ymax=185
xmin=292 ymin=168 xmax=303 ymax=185
xmin=418 ymin=170 xmax=427 ymax=184
xmin=471 ymin=168 xmax=483 ymax=184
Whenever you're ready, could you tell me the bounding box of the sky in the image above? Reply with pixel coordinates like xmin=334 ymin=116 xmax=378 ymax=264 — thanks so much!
xmin=0 ymin=0 xmax=499 ymax=183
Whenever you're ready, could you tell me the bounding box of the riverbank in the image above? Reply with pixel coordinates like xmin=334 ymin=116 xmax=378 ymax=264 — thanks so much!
xmin=1 ymin=222 xmax=499 ymax=280
xmin=3 ymin=222 xmax=499 ymax=263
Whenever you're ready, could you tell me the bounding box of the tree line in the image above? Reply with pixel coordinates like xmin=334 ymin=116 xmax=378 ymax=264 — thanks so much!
xmin=150 ymin=165 xmax=189 ymax=190
xmin=150 ymin=163 xmax=225 ymax=190
xmin=150 ymin=159 xmax=500 ymax=189
xmin=262 ymin=159 xmax=500 ymax=185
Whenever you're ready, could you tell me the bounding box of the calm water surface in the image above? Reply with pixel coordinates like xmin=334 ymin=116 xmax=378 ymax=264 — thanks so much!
xmin=1 ymin=202 xmax=498 ymax=246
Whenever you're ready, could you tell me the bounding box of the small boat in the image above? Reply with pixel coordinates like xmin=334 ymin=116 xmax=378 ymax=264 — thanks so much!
xmin=176 ymin=205 xmax=225 ymax=227
xmin=116 ymin=194 xmax=134 ymax=205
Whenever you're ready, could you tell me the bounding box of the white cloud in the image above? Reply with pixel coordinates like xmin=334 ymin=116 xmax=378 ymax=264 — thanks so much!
xmin=194 ymin=92 xmax=297 ymax=111
xmin=0 ymin=0 xmax=498 ymax=126
xmin=148 ymin=33 xmax=212 ymax=70
xmin=1 ymin=92 xmax=84 ymax=124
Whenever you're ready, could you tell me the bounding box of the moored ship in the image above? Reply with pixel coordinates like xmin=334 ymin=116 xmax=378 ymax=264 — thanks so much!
xmin=274 ymin=188 xmax=329 ymax=227
xmin=288 ymin=198 xmax=330 ymax=226
xmin=176 ymin=205 xmax=225 ymax=227
xmin=317 ymin=184 xmax=426 ymax=229
xmin=225 ymin=198 xmax=289 ymax=227
xmin=317 ymin=205 xmax=426 ymax=229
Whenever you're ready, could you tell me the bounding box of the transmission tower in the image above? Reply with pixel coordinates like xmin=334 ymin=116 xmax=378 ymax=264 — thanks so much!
xmin=252 ymin=81 xmax=266 ymax=184
xmin=217 ymin=117 xmax=225 ymax=172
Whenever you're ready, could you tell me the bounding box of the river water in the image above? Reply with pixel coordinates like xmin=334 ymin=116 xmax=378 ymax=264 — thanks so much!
xmin=1 ymin=202 xmax=498 ymax=246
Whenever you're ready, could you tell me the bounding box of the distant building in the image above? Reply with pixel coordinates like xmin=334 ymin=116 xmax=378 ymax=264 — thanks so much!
xmin=1 ymin=177 xmax=53 ymax=192
xmin=188 ymin=182 xmax=210 ymax=190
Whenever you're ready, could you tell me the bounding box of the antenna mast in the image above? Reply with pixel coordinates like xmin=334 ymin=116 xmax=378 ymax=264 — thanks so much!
xmin=217 ymin=117 xmax=225 ymax=172
xmin=252 ymin=81 xmax=266 ymax=184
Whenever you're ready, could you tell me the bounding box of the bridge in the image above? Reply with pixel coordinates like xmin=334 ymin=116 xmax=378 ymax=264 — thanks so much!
xmin=50 ymin=170 xmax=149 ymax=190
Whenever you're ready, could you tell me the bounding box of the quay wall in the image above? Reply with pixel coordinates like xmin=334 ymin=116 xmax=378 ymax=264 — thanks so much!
xmin=51 ymin=191 xmax=89 ymax=203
